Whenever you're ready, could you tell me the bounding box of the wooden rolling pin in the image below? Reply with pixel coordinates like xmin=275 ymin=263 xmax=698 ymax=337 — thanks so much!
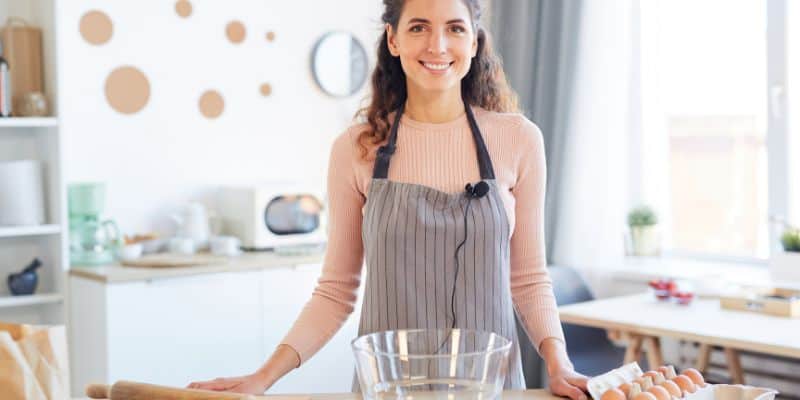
xmin=86 ymin=381 xmax=261 ymax=400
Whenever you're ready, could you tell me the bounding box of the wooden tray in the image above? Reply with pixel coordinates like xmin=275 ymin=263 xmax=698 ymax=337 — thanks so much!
xmin=120 ymin=253 xmax=229 ymax=268
xmin=720 ymin=287 xmax=800 ymax=318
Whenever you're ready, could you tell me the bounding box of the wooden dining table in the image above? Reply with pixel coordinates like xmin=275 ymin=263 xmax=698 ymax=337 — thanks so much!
xmin=558 ymin=293 xmax=800 ymax=384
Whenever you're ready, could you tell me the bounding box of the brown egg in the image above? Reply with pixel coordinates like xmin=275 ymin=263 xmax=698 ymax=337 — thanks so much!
xmin=634 ymin=376 xmax=654 ymax=391
xmin=632 ymin=392 xmax=657 ymax=400
xmin=644 ymin=370 xmax=666 ymax=384
xmin=657 ymin=365 xmax=677 ymax=379
xmin=681 ymin=368 xmax=706 ymax=386
xmin=618 ymin=383 xmax=633 ymax=397
xmin=659 ymin=381 xmax=682 ymax=397
xmin=672 ymin=375 xmax=697 ymax=393
xmin=600 ymin=388 xmax=627 ymax=400
xmin=646 ymin=386 xmax=671 ymax=400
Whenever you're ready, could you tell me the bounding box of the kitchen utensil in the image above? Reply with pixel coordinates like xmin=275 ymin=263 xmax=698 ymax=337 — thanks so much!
xmin=68 ymin=183 xmax=121 ymax=266
xmin=352 ymin=329 xmax=511 ymax=399
xmin=210 ymin=235 xmax=241 ymax=256
xmin=7 ymin=257 xmax=41 ymax=295
xmin=168 ymin=237 xmax=196 ymax=254
xmin=85 ymin=381 xmax=308 ymax=400
xmin=86 ymin=381 xmax=254 ymax=400
xmin=116 ymin=243 xmax=143 ymax=261
xmin=170 ymin=203 xmax=211 ymax=250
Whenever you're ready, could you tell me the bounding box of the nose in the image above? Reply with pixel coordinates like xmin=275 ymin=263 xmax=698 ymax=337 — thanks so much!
xmin=427 ymin=30 xmax=447 ymax=55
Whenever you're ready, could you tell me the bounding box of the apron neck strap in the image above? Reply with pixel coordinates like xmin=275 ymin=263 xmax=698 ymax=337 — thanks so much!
xmin=372 ymin=100 xmax=496 ymax=180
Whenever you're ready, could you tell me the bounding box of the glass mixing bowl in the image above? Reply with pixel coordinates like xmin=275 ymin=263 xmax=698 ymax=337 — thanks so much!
xmin=351 ymin=329 xmax=511 ymax=400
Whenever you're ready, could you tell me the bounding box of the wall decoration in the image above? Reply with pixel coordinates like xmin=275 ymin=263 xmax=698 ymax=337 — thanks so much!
xmin=199 ymin=90 xmax=224 ymax=118
xmin=226 ymin=21 xmax=246 ymax=44
xmin=175 ymin=1 xmax=192 ymax=18
xmin=265 ymin=31 xmax=275 ymax=42
xmin=259 ymin=83 xmax=272 ymax=97
xmin=79 ymin=10 xmax=113 ymax=45
xmin=104 ymin=66 xmax=150 ymax=114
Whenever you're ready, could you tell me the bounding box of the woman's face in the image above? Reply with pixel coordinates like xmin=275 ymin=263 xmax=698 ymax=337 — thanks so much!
xmin=387 ymin=0 xmax=478 ymax=95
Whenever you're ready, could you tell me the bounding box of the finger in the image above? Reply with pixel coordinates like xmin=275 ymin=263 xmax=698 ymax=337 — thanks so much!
xmin=566 ymin=375 xmax=589 ymax=391
xmin=554 ymin=380 xmax=587 ymax=400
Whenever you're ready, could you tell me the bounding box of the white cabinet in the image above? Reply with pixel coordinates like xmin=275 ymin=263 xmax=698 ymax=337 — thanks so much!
xmin=69 ymin=263 xmax=362 ymax=396
xmin=265 ymin=264 xmax=363 ymax=394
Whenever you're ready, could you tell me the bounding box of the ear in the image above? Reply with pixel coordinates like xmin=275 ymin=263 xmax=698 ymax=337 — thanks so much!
xmin=470 ymin=30 xmax=479 ymax=58
xmin=386 ymin=23 xmax=400 ymax=57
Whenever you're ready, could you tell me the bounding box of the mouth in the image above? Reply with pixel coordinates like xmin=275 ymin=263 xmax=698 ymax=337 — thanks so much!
xmin=419 ymin=60 xmax=454 ymax=72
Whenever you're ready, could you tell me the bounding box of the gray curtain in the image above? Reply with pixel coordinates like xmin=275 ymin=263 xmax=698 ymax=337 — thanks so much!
xmin=489 ymin=0 xmax=584 ymax=389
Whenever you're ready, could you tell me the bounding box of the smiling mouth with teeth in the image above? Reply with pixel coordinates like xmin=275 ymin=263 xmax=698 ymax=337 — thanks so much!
xmin=420 ymin=61 xmax=454 ymax=71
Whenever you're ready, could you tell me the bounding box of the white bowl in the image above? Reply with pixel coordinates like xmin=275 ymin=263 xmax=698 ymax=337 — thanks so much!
xmin=117 ymin=243 xmax=143 ymax=261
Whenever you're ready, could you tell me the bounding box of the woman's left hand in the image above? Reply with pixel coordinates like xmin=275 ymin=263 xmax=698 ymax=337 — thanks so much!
xmin=548 ymin=368 xmax=589 ymax=400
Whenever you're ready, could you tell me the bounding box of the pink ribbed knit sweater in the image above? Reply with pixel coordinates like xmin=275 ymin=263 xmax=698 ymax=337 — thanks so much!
xmin=280 ymin=106 xmax=566 ymax=365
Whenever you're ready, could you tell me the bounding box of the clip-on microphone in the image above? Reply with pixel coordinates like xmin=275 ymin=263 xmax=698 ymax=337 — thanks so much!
xmin=437 ymin=180 xmax=491 ymax=354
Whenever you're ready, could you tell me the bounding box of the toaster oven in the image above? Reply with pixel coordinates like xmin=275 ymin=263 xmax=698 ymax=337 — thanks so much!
xmin=218 ymin=184 xmax=327 ymax=251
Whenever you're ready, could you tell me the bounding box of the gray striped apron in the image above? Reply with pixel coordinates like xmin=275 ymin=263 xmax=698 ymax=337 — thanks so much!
xmin=353 ymin=101 xmax=525 ymax=391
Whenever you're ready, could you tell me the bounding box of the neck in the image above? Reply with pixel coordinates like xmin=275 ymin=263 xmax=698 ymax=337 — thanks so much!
xmin=404 ymin=86 xmax=465 ymax=124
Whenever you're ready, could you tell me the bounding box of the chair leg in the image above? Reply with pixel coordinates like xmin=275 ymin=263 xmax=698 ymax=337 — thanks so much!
xmin=643 ymin=336 xmax=664 ymax=370
xmin=696 ymin=343 xmax=712 ymax=374
xmin=723 ymin=348 xmax=745 ymax=384
xmin=624 ymin=334 xmax=643 ymax=364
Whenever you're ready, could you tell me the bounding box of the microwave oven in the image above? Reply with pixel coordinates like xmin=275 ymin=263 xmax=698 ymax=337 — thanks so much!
xmin=218 ymin=184 xmax=327 ymax=251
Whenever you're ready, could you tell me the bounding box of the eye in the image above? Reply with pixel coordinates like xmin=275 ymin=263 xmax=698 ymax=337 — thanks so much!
xmin=409 ymin=25 xmax=425 ymax=33
xmin=449 ymin=25 xmax=467 ymax=33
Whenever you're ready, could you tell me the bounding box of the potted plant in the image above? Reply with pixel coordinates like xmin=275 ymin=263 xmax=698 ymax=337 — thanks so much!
xmin=626 ymin=206 xmax=661 ymax=256
xmin=770 ymin=226 xmax=800 ymax=282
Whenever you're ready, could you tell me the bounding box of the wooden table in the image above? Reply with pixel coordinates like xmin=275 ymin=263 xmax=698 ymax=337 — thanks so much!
xmin=558 ymin=293 xmax=800 ymax=384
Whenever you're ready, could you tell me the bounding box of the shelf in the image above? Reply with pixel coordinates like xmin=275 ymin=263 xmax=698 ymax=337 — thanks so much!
xmin=0 ymin=293 xmax=63 ymax=308
xmin=0 ymin=224 xmax=61 ymax=238
xmin=0 ymin=117 xmax=58 ymax=127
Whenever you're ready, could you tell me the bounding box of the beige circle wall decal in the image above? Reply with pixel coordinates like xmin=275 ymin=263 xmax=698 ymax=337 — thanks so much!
xmin=199 ymin=90 xmax=224 ymax=118
xmin=175 ymin=0 xmax=192 ymax=18
xmin=105 ymin=66 xmax=150 ymax=114
xmin=266 ymin=31 xmax=275 ymax=42
xmin=226 ymin=21 xmax=246 ymax=43
xmin=259 ymin=83 xmax=272 ymax=96
xmin=80 ymin=10 xmax=113 ymax=45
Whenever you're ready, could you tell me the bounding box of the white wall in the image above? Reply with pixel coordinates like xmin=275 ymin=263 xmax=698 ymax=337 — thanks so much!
xmin=57 ymin=0 xmax=382 ymax=235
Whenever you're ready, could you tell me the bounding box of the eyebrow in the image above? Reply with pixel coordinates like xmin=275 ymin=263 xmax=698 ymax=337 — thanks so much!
xmin=407 ymin=17 xmax=467 ymax=25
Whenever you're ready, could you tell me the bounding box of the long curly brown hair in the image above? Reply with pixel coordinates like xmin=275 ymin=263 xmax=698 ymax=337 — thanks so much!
xmin=355 ymin=0 xmax=519 ymax=161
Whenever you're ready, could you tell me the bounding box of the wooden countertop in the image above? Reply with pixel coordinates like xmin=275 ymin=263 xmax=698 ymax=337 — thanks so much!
xmin=69 ymin=251 xmax=325 ymax=283
xmin=75 ymin=389 xmax=561 ymax=400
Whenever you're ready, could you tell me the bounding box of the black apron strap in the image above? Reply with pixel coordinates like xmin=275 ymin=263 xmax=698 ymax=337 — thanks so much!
xmin=372 ymin=103 xmax=404 ymax=179
xmin=371 ymin=100 xmax=496 ymax=180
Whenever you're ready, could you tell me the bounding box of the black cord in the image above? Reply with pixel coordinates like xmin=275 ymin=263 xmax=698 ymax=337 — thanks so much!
xmin=435 ymin=195 xmax=474 ymax=354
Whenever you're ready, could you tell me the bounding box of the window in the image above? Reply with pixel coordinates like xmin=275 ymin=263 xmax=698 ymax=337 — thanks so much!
xmin=636 ymin=0 xmax=797 ymax=261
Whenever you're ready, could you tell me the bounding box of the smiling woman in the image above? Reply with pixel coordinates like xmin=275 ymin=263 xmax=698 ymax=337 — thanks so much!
xmin=188 ymin=1 xmax=589 ymax=399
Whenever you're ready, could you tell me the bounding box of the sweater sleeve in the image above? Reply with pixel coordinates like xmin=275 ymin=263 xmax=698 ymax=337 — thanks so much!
xmin=279 ymin=128 xmax=366 ymax=365
xmin=508 ymin=118 xmax=567 ymax=354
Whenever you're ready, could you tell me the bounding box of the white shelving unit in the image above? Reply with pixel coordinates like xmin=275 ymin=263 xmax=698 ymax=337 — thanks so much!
xmin=0 ymin=0 xmax=65 ymax=325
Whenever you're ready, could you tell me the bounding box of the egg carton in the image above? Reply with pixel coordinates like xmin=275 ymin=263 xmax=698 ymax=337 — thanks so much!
xmin=587 ymin=362 xmax=778 ymax=400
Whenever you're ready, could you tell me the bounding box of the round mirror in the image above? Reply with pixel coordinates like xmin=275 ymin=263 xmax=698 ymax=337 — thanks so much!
xmin=311 ymin=32 xmax=369 ymax=97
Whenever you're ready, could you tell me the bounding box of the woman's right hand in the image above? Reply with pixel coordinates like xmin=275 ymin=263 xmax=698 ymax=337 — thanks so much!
xmin=187 ymin=344 xmax=300 ymax=395
xmin=187 ymin=372 xmax=270 ymax=394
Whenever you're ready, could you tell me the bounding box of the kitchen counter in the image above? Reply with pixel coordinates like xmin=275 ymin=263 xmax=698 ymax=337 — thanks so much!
xmin=74 ymin=389 xmax=562 ymax=400
xmin=69 ymin=251 xmax=325 ymax=283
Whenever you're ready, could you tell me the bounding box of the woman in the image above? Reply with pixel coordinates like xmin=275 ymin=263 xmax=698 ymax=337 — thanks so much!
xmin=190 ymin=0 xmax=589 ymax=398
